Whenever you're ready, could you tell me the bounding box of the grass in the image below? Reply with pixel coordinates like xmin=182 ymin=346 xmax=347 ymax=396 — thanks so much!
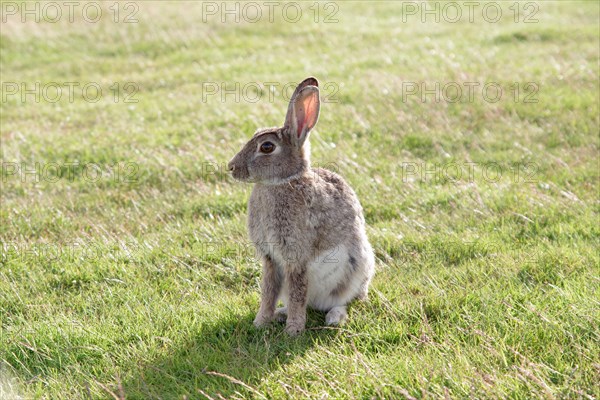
xmin=1 ymin=1 xmax=599 ymax=399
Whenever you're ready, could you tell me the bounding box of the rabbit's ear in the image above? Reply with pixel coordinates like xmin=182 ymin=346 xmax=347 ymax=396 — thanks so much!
xmin=284 ymin=85 xmax=320 ymax=147
xmin=291 ymin=77 xmax=319 ymax=98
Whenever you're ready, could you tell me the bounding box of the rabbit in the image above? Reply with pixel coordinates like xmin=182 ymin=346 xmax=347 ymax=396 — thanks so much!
xmin=228 ymin=77 xmax=375 ymax=336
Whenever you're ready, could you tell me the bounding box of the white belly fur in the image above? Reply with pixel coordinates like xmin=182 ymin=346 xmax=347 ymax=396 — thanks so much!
xmin=279 ymin=245 xmax=362 ymax=311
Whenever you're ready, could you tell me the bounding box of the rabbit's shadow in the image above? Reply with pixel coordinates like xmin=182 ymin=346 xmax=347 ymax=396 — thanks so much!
xmin=122 ymin=309 xmax=336 ymax=399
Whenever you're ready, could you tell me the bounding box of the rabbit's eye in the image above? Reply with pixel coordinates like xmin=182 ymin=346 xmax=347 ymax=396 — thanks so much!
xmin=260 ymin=142 xmax=275 ymax=154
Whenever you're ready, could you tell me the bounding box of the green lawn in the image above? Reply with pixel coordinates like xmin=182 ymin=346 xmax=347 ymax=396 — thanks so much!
xmin=1 ymin=1 xmax=599 ymax=399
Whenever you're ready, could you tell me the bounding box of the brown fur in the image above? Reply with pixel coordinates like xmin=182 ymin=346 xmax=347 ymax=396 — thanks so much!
xmin=228 ymin=77 xmax=375 ymax=335
xmin=253 ymin=255 xmax=283 ymax=326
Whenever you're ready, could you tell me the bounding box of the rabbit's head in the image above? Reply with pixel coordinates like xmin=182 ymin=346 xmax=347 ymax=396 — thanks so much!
xmin=228 ymin=77 xmax=320 ymax=184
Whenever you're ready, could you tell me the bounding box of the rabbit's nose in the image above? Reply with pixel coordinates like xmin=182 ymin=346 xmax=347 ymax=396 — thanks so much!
xmin=227 ymin=161 xmax=235 ymax=172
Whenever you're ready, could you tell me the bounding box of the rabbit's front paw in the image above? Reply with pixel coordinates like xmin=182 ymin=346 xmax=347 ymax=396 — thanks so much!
xmin=253 ymin=312 xmax=273 ymax=328
xmin=284 ymin=319 xmax=305 ymax=336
